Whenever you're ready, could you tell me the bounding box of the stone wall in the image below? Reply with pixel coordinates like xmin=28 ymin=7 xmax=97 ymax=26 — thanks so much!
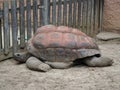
xmin=103 ymin=0 xmax=120 ymax=33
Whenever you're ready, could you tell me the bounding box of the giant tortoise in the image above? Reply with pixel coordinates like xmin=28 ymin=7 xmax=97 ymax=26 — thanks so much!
xmin=14 ymin=25 xmax=113 ymax=72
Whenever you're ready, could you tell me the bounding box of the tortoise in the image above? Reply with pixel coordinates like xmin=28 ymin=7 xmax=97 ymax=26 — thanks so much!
xmin=14 ymin=25 xmax=113 ymax=72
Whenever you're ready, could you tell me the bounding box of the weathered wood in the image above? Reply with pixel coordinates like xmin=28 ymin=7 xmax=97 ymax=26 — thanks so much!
xmin=3 ymin=0 xmax=9 ymax=55
xmin=40 ymin=0 xmax=44 ymax=26
xmin=68 ymin=0 xmax=73 ymax=26
xmin=26 ymin=0 xmax=31 ymax=40
xmin=11 ymin=0 xmax=18 ymax=54
xmin=57 ymin=0 xmax=62 ymax=26
xmin=82 ymin=0 xmax=87 ymax=32
xmin=43 ymin=0 xmax=49 ymax=25
xmin=19 ymin=0 xmax=25 ymax=48
xmin=77 ymin=0 xmax=82 ymax=28
xmin=33 ymin=0 xmax=38 ymax=33
xmin=0 ymin=19 xmax=2 ymax=51
xmin=86 ymin=0 xmax=89 ymax=35
xmin=87 ymin=0 xmax=92 ymax=35
xmin=90 ymin=0 xmax=95 ymax=36
xmin=93 ymin=0 xmax=99 ymax=36
xmin=63 ymin=0 xmax=67 ymax=25
xmin=99 ymin=0 xmax=104 ymax=32
xmin=52 ymin=0 xmax=56 ymax=25
xmin=73 ymin=0 xmax=77 ymax=27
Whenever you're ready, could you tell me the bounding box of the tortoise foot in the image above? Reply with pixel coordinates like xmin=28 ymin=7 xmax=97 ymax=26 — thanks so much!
xmin=83 ymin=56 xmax=113 ymax=67
xmin=26 ymin=57 xmax=51 ymax=72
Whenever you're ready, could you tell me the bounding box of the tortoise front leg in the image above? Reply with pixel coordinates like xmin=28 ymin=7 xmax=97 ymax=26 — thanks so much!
xmin=83 ymin=56 xmax=113 ymax=67
xmin=26 ymin=57 xmax=51 ymax=72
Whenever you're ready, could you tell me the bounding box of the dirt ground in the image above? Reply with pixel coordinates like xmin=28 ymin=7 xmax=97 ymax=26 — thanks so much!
xmin=0 ymin=41 xmax=120 ymax=90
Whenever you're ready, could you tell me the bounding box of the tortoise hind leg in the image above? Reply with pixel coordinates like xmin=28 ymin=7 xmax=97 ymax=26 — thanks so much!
xmin=26 ymin=57 xmax=51 ymax=72
xmin=83 ymin=56 xmax=113 ymax=67
xmin=45 ymin=61 xmax=73 ymax=69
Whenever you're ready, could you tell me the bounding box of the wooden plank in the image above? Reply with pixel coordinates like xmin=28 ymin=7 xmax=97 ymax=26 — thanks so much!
xmin=33 ymin=0 xmax=38 ymax=33
xmin=82 ymin=0 xmax=87 ymax=32
xmin=52 ymin=0 xmax=56 ymax=25
xmin=77 ymin=0 xmax=82 ymax=29
xmin=11 ymin=0 xmax=18 ymax=54
xmin=3 ymin=0 xmax=9 ymax=55
xmin=63 ymin=0 xmax=67 ymax=25
xmin=73 ymin=0 xmax=77 ymax=27
xmin=98 ymin=0 xmax=104 ymax=32
xmin=19 ymin=0 xmax=25 ymax=48
xmin=48 ymin=0 xmax=50 ymax=24
xmin=89 ymin=0 xmax=94 ymax=36
xmin=87 ymin=0 xmax=92 ymax=35
xmin=57 ymin=0 xmax=62 ymax=26
xmin=26 ymin=0 xmax=31 ymax=40
xmin=0 ymin=14 xmax=2 ymax=51
xmin=93 ymin=0 xmax=99 ymax=35
xmin=68 ymin=0 xmax=72 ymax=26
xmin=86 ymin=0 xmax=89 ymax=35
xmin=40 ymin=0 xmax=44 ymax=26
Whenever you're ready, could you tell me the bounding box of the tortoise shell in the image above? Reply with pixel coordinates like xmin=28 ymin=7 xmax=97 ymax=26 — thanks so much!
xmin=27 ymin=25 xmax=100 ymax=62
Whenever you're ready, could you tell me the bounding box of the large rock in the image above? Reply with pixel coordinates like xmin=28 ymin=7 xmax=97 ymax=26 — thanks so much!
xmin=96 ymin=32 xmax=120 ymax=44
xmin=103 ymin=0 xmax=120 ymax=33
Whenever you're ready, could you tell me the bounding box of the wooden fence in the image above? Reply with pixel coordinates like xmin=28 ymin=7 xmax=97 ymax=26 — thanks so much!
xmin=0 ymin=0 xmax=104 ymax=61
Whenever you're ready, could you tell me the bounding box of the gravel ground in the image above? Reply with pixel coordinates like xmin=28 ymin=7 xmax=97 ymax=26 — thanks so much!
xmin=0 ymin=42 xmax=120 ymax=90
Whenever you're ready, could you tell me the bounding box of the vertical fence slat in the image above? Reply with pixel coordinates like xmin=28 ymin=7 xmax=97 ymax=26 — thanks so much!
xmin=86 ymin=0 xmax=89 ymax=35
xmin=90 ymin=0 xmax=94 ymax=36
xmin=40 ymin=0 xmax=44 ymax=26
xmin=19 ymin=0 xmax=25 ymax=48
xmin=77 ymin=0 xmax=81 ymax=28
xmin=82 ymin=0 xmax=87 ymax=32
xmin=11 ymin=0 xmax=18 ymax=54
xmin=52 ymin=0 xmax=56 ymax=25
xmin=63 ymin=0 xmax=67 ymax=25
xmin=0 ymin=6 xmax=2 ymax=52
xmin=33 ymin=0 xmax=38 ymax=33
xmin=73 ymin=0 xmax=77 ymax=27
xmin=99 ymin=0 xmax=104 ymax=32
xmin=57 ymin=0 xmax=62 ymax=26
xmin=40 ymin=0 xmax=49 ymax=25
xmin=48 ymin=0 xmax=50 ymax=24
xmin=26 ymin=0 xmax=31 ymax=40
xmin=3 ymin=1 xmax=9 ymax=55
xmin=0 ymin=18 xmax=2 ymax=51
xmin=93 ymin=0 xmax=99 ymax=35
xmin=87 ymin=0 xmax=92 ymax=35
xmin=43 ymin=0 xmax=49 ymax=25
xmin=68 ymin=0 xmax=73 ymax=26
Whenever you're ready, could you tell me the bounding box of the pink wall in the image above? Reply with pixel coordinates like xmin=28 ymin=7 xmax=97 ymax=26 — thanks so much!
xmin=103 ymin=0 xmax=120 ymax=33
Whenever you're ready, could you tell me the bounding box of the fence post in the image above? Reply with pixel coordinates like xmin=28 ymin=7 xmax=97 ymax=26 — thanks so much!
xmin=19 ymin=0 xmax=25 ymax=49
xmin=11 ymin=0 xmax=18 ymax=55
xmin=3 ymin=0 xmax=9 ymax=55
xmin=99 ymin=0 xmax=104 ymax=32
xmin=42 ymin=0 xmax=50 ymax=25
xmin=0 ymin=5 xmax=2 ymax=52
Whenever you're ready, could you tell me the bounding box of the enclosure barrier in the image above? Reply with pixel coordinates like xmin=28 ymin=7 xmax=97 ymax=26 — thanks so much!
xmin=0 ymin=0 xmax=104 ymax=61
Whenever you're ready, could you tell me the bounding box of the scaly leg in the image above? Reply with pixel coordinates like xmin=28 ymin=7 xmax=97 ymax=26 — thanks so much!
xmin=83 ymin=56 xmax=113 ymax=67
xmin=26 ymin=57 xmax=51 ymax=72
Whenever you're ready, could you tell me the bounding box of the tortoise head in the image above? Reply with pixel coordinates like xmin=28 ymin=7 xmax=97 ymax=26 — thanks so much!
xmin=14 ymin=51 xmax=30 ymax=63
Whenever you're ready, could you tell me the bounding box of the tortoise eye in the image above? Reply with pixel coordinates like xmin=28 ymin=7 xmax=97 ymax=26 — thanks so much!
xmin=14 ymin=53 xmax=21 ymax=57
xmin=17 ymin=54 xmax=20 ymax=56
